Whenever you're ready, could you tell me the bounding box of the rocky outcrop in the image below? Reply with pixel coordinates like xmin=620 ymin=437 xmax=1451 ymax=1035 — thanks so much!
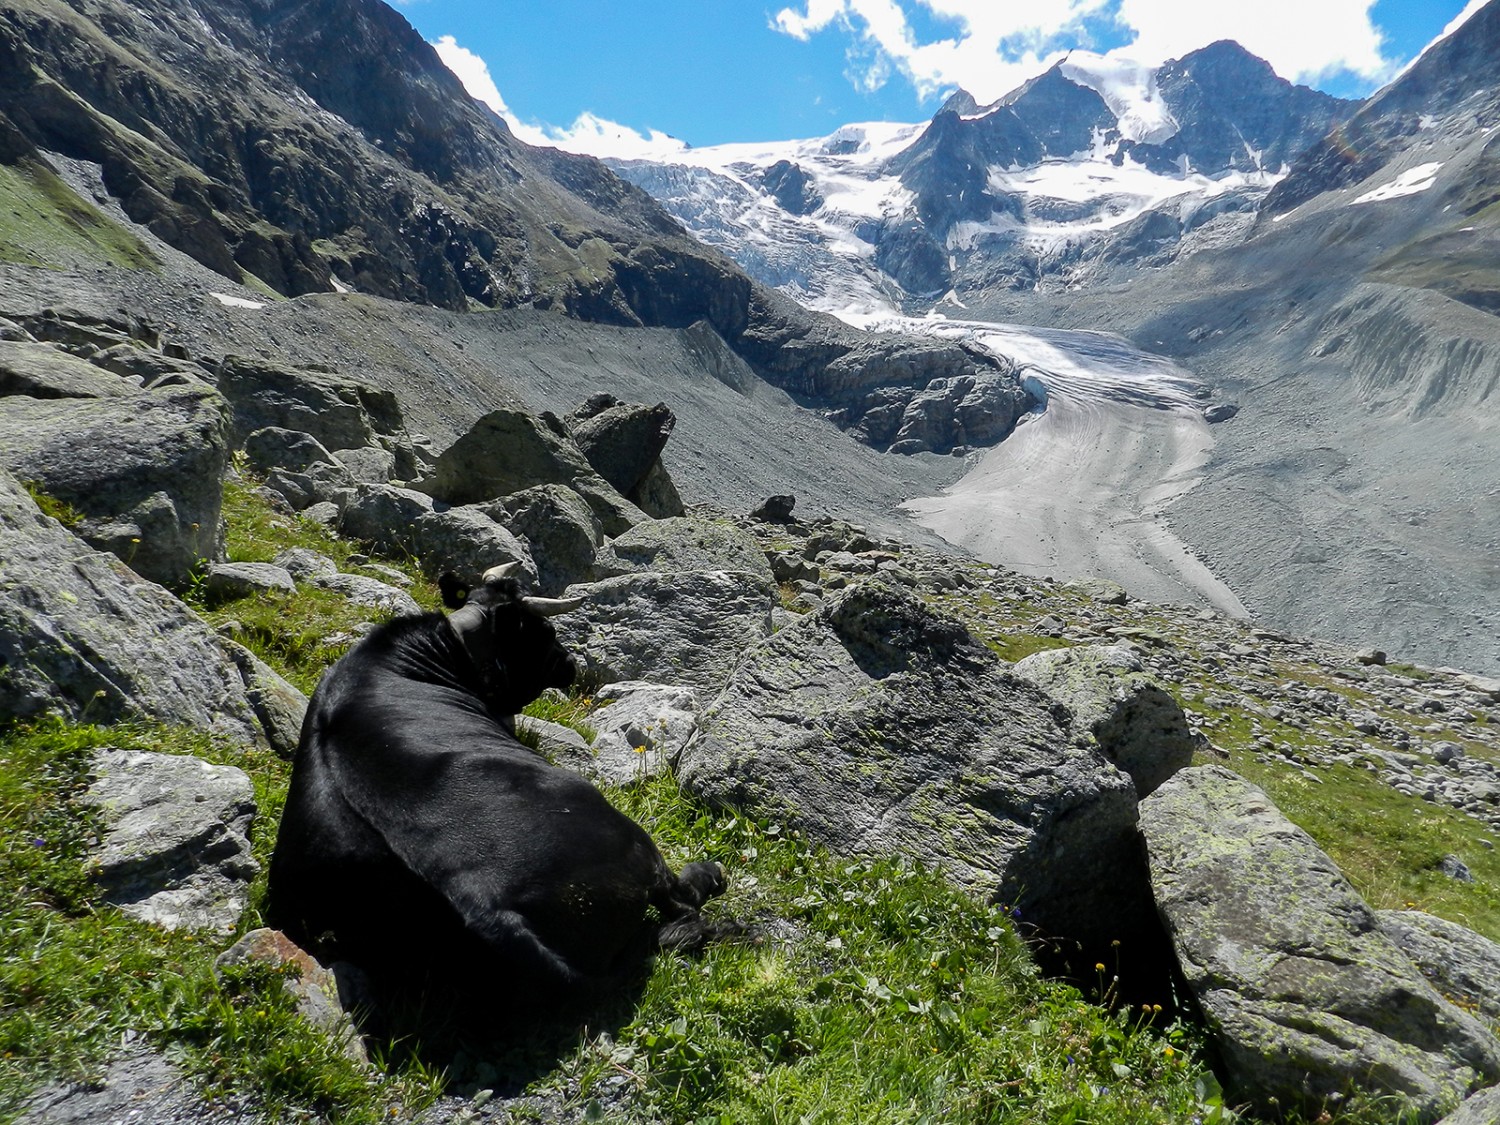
xmin=679 ymin=580 xmax=1151 ymax=958
xmin=85 ymin=748 xmax=259 ymax=933
xmin=583 ymin=681 xmax=700 ymax=786
xmin=1379 ymin=910 xmax=1500 ymax=1024
xmin=215 ymin=929 xmax=367 ymax=1065
xmin=566 ymin=395 xmax=685 ymax=518
xmin=591 ymin=515 xmax=774 ymax=585
xmin=412 ymin=506 xmax=539 ymax=589
xmin=0 ymin=468 xmax=279 ymax=750
xmin=488 ymin=484 xmax=602 ymax=596
xmin=0 ymin=383 xmax=229 ymax=586
xmin=1013 ymin=643 xmax=1196 ymax=797
xmin=1140 ymin=765 xmax=1500 ymax=1119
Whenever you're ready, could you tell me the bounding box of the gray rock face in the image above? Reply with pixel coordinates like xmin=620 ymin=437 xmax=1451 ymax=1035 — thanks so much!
xmin=85 ymin=748 xmax=259 ymax=933
xmin=221 ymin=644 xmax=308 ymax=761
xmin=309 ymin=573 xmax=421 ymax=617
xmin=332 ymin=446 xmax=397 ymax=485
xmin=1012 ymin=643 xmax=1195 ymax=797
xmin=242 ymin=426 xmax=340 ymax=476
xmin=586 ymin=681 xmax=700 ymax=786
xmin=567 ymin=396 xmax=685 ymax=517
xmin=1379 ymin=910 xmax=1500 ymax=1023
xmin=271 ymin=547 xmax=340 ymax=580
xmin=555 ymin=570 xmax=775 ymax=697
xmin=336 ymin=483 xmax=435 ymax=554
xmin=212 ymin=356 xmax=405 ymax=455
xmin=0 ymin=339 xmax=137 ymax=398
xmin=591 ymin=515 xmax=775 ymax=585
xmin=0 ymin=468 xmax=273 ymax=748
xmin=679 ymin=580 xmax=1147 ymax=954
xmin=1140 ymin=765 xmax=1500 ymax=1118
xmin=1436 ymin=1085 xmax=1500 ymax=1125
xmin=0 ymin=385 xmax=228 ymax=586
xmin=413 ymin=505 xmax=538 ymax=588
xmin=204 ymin=561 xmax=296 ymax=599
xmin=488 ymin=484 xmax=601 ymax=595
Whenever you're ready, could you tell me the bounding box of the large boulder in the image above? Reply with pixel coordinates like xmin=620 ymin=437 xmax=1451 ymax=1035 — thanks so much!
xmin=585 ymin=681 xmax=700 ymax=786
xmin=1436 ymin=1086 xmax=1500 ymax=1125
xmin=336 ymin=483 xmax=434 ymax=554
xmin=0 ymin=339 xmax=137 ymax=398
xmin=1012 ymin=643 xmax=1196 ymax=797
xmin=567 ymin=396 xmax=686 ymax=518
xmin=412 ymin=506 xmax=538 ymax=589
xmin=486 ymin=484 xmax=601 ymax=595
xmin=211 ymin=356 xmax=404 ymax=454
xmin=555 ymin=570 xmax=775 ymax=697
xmin=0 ymin=385 xmax=229 ymax=586
xmin=591 ymin=515 xmax=774 ymax=585
xmin=1140 ymin=766 xmax=1500 ymax=1119
xmin=418 ymin=408 xmax=646 ymax=535
xmin=0 ymin=468 xmax=277 ymax=750
xmin=1379 ymin=910 xmax=1500 ymax=1024
xmin=678 ymin=580 xmax=1150 ymax=958
xmin=85 ymin=748 xmax=259 ymax=934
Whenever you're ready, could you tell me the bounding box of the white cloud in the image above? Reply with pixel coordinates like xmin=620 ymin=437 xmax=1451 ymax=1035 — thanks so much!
xmin=431 ymin=35 xmax=509 ymax=114
xmin=771 ymin=0 xmax=1403 ymax=103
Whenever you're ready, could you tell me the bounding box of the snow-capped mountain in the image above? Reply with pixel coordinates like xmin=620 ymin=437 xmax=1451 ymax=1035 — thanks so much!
xmin=607 ymin=41 xmax=1355 ymax=322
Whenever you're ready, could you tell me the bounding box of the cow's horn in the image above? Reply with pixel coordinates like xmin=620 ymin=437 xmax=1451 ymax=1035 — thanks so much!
xmin=522 ymin=595 xmax=585 ymax=617
xmin=482 ymin=562 xmax=522 ymax=582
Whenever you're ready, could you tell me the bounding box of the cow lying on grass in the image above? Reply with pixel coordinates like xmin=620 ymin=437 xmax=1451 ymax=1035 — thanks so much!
xmin=267 ymin=565 xmax=735 ymax=1016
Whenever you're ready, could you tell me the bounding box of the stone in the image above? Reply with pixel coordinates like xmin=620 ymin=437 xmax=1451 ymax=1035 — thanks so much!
xmin=1358 ymin=647 xmax=1389 ymax=666
xmin=1435 ymin=1085 xmax=1500 ymax=1124
xmin=204 ymin=561 xmax=296 ymax=600
xmin=215 ymin=929 xmax=367 ymax=1064
xmin=751 ymin=495 xmax=796 ymax=523
xmin=85 ymin=748 xmax=259 ymax=933
xmin=768 ymin=549 xmax=819 ymax=584
xmin=309 ymin=573 xmax=422 ymax=618
xmin=631 ymin=459 xmax=687 ymax=520
xmin=1378 ymin=910 xmax=1500 ymax=1023
xmin=1063 ymin=576 xmax=1129 ymax=605
xmin=679 ymin=580 xmax=1150 ymax=959
xmin=567 ymin=398 xmax=678 ymax=509
xmin=585 ymin=681 xmax=699 ymax=786
xmin=1441 ymin=854 xmax=1476 ymax=883
xmin=555 ymin=570 xmax=775 ymax=697
xmin=271 ymin=547 xmax=340 ymax=581
xmin=211 ymin=356 xmax=404 ymax=453
xmin=242 ymin=427 xmax=341 ymax=476
xmin=0 ymin=339 xmax=136 ymax=398
xmin=0 ymin=468 xmax=276 ymax=749
xmin=486 ymin=484 xmax=601 ymax=596
xmin=0 ymin=385 xmax=228 ymax=586
xmin=220 ymin=644 xmax=308 ymax=760
xmin=515 ymin=715 xmax=593 ymax=773
xmin=1203 ymin=402 xmax=1240 ymax=423
xmin=336 ymin=483 xmax=435 ymax=555
xmin=591 ymin=515 xmax=775 ymax=585
xmin=331 ymin=445 xmax=396 ymax=485
xmin=1140 ymin=765 xmax=1500 ymax=1119
xmin=1012 ymin=643 xmax=1196 ymax=797
xmin=412 ymin=505 xmax=538 ymax=589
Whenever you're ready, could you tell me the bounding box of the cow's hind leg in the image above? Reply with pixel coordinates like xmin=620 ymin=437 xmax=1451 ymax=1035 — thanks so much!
xmin=655 ymin=860 xmax=743 ymax=952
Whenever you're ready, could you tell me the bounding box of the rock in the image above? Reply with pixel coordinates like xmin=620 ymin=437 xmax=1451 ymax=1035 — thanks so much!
xmin=1012 ymin=643 xmax=1195 ymax=797
xmin=567 ymin=398 xmax=682 ymax=515
xmin=515 ymin=714 xmax=593 ymax=773
xmin=1203 ymin=402 xmax=1240 ymax=423
xmin=750 ymin=495 xmax=797 ymax=523
xmin=0 ymin=385 xmax=228 ymax=586
xmin=555 ymin=570 xmax=775 ymax=697
xmin=679 ymin=581 xmax=1150 ymax=959
xmin=1358 ymin=647 xmax=1390 ymax=666
xmin=85 ymin=748 xmax=259 ymax=933
xmin=16 ymin=1045 xmax=253 ymax=1125
xmin=1435 ymin=1084 xmax=1500 ymax=1124
xmin=486 ymin=484 xmax=601 ymax=595
xmin=309 ymin=573 xmax=421 ymax=617
xmin=215 ymin=929 xmax=367 ymax=1064
xmin=337 ymin=483 xmax=435 ymax=554
xmin=0 ymin=468 xmax=276 ymax=749
xmin=631 ymin=460 xmax=686 ymax=520
xmin=331 ymin=445 xmax=396 ymax=485
xmin=412 ymin=506 xmax=538 ymax=590
xmin=204 ymin=561 xmax=296 ymax=600
xmin=1433 ymin=741 xmax=1466 ymax=765
xmin=768 ymin=548 xmax=819 ymax=584
xmin=1063 ymin=576 xmax=1129 ymax=605
xmin=1378 ymin=910 xmax=1500 ymax=1023
xmin=242 ymin=427 xmax=341 ymax=476
xmin=1441 ymin=854 xmax=1476 ymax=883
xmin=591 ymin=515 xmax=775 ymax=585
xmin=585 ymin=681 xmax=699 ymax=786
xmin=211 ymin=356 xmax=405 ymax=453
xmin=220 ymin=644 xmax=308 ymax=760
xmin=271 ymin=547 xmax=340 ymax=580
xmin=0 ymin=339 xmax=136 ymax=398
xmin=418 ymin=408 xmax=645 ymax=534
xmin=1140 ymin=765 xmax=1500 ymax=1119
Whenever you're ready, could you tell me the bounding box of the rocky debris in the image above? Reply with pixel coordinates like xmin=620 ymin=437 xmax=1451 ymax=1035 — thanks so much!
xmin=85 ymin=748 xmax=259 ymax=934
xmin=585 ymin=681 xmax=699 ymax=786
xmin=242 ymin=427 xmax=343 ymax=477
xmin=418 ymin=408 xmax=645 ymax=535
xmin=215 ymin=929 xmax=367 ymax=1065
xmin=515 ymin=713 xmax=593 ymax=772
xmin=17 ymin=1044 xmax=258 ymax=1125
xmin=332 ymin=446 xmax=397 ymax=485
xmin=204 ymin=561 xmax=297 ymax=599
xmin=1378 ymin=910 xmax=1500 ymax=1023
xmin=555 ymin=570 xmax=775 ymax=697
xmin=0 ymin=384 xmax=228 ymax=586
xmin=592 ymin=515 xmax=775 ymax=585
xmin=1436 ymin=1085 xmax=1500 ymax=1125
xmin=0 ymin=468 xmax=277 ymax=749
xmin=751 ymin=494 xmax=796 ymax=522
xmin=566 ymin=395 xmax=686 ymax=518
xmin=0 ymin=339 xmax=141 ymax=398
xmin=1203 ymin=402 xmax=1239 ymax=423
xmin=1140 ymin=765 xmax=1500 ymax=1119
xmin=680 ymin=580 xmax=1153 ymax=959
xmin=486 ymin=484 xmax=602 ymax=596
xmin=1012 ymin=643 xmax=1196 ymax=797
xmin=309 ymin=573 xmax=421 ymax=618
xmin=412 ymin=506 xmax=539 ymax=590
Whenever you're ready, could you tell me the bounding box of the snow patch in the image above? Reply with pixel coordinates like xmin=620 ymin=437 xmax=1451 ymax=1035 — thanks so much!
xmin=210 ymin=292 xmax=266 ymax=310
xmin=1059 ymin=53 xmax=1179 ymax=145
xmin=1351 ymin=162 xmax=1443 ymax=205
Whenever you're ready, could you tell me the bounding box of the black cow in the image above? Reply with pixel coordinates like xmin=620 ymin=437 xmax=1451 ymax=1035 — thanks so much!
xmin=266 ymin=567 xmax=734 ymax=1014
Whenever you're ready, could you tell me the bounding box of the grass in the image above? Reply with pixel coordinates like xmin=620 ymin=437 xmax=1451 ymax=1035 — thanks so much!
xmin=19 ymin=481 xmax=83 ymax=529
xmin=0 ymin=158 xmax=157 ymax=272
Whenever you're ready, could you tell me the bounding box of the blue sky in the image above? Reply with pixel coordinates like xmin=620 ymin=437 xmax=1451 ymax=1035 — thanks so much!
xmin=393 ymin=0 xmax=1484 ymax=153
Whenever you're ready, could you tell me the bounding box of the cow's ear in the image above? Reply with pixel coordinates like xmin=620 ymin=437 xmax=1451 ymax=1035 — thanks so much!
xmin=438 ymin=572 xmax=471 ymax=609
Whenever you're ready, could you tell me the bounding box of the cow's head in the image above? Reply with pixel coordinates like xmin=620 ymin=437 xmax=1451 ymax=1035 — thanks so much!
xmin=439 ymin=565 xmax=580 ymax=717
